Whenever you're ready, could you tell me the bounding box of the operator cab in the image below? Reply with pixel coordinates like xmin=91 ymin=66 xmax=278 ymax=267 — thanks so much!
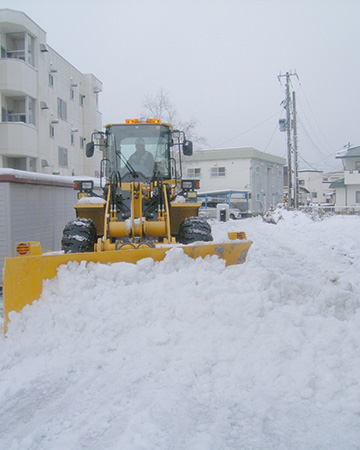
xmin=86 ymin=118 xmax=193 ymax=186
xmin=105 ymin=122 xmax=171 ymax=181
xmin=99 ymin=121 xmax=172 ymax=182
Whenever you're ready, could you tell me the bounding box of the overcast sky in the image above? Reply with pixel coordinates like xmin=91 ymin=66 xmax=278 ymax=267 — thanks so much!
xmin=4 ymin=0 xmax=360 ymax=171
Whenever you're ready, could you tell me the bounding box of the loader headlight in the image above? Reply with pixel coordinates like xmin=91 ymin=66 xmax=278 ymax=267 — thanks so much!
xmin=81 ymin=181 xmax=93 ymax=190
xmin=74 ymin=180 xmax=94 ymax=191
xmin=181 ymin=179 xmax=200 ymax=191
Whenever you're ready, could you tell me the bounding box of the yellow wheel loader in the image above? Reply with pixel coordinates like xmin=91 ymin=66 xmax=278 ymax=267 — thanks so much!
xmin=3 ymin=119 xmax=252 ymax=331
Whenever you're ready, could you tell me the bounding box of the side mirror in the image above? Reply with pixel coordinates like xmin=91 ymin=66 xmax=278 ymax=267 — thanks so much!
xmin=183 ymin=140 xmax=193 ymax=156
xmin=86 ymin=142 xmax=95 ymax=157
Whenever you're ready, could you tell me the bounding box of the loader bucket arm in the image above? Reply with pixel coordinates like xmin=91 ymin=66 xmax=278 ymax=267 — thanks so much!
xmin=3 ymin=239 xmax=252 ymax=332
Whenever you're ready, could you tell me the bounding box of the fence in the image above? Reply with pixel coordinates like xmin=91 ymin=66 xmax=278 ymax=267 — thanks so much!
xmin=300 ymin=205 xmax=360 ymax=215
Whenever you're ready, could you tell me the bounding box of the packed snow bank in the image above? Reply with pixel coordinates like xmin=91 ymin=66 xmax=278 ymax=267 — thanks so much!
xmin=1 ymin=210 xmax=360 ymax=449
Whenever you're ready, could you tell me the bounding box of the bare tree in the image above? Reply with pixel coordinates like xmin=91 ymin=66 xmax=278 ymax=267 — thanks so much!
xmin=141 ymin=89 xmax=207 ymax=148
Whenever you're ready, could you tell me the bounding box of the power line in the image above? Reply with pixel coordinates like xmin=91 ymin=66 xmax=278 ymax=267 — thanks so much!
xmin=297 ymin=118 xmax=330 ymax=157
xmin=297 ymin=83 xmax=335 ymax=152
xmin=214 ymin=111 xmax=282 ymax=148
xmin=263 ymin=110 xmax=284 ymax=152
xmin=296 ymin=100 xmax=334 ymax=157
xmin=298 ymin=154 xmax=320 ymax=171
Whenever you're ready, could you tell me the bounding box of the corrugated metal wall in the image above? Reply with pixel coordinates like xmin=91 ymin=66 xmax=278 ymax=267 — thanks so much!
xmin=1 ymin=181 xmax=78 ymax=284
xmin=0 ymin=183 xmax=11 ymax=280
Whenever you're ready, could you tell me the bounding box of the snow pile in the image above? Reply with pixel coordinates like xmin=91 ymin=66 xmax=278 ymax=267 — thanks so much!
xmin=77 ymin=197 xmax=106 ymax=205
xmin=1 ymin=211 xmax=360 ymax=449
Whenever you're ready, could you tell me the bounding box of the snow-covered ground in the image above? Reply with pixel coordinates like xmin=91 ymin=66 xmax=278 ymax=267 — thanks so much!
xmin=1 ymin=209 xmax=360 ymax=449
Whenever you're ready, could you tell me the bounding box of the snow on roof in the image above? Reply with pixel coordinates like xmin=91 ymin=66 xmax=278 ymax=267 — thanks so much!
xmin=336 ymin=146 xmax=360 ymax=159
xmin=188 ymin=147 xmax=286 ymax=165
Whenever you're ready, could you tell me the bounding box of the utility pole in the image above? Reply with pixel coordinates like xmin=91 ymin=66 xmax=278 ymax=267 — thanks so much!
xmin=292 ymin=90 xmax=299 ymax=209
xmin=278 ymin=71 xmax=299 ymax=209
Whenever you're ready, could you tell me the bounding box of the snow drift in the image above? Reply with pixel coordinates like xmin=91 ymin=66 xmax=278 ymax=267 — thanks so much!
xmin=1 ymin=210 xmax=360 ymax=449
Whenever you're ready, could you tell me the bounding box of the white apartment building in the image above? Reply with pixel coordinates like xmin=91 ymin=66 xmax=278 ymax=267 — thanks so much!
xmin=0 ymin=9 xmax=102 ymax=177
xmin=182 ymin=147 xmax=285 ymax=214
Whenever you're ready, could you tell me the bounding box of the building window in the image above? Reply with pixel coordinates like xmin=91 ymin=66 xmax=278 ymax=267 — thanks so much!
xmin=58 ymin=146 xmax=68 ymax=168
xmin=311 ymin=192 xmax=317 ymax=199
xmin=299 ymin=179 xmax=305 ymax=185
xmin=2 ymin=96 xmax=35 ymax=125
xmin=356 ymin=191 xmax=360 ymax=203
xmin=355 ymin=161 xmax=360 ymax=171
xmin=27 ymin=34 xmax=35 ymax=67
xmin=49 ymin=125 xmax=55 ymax=138
xmin=80 ymin=137 xmax=85 ymax=148
xmin=187 ymin=168 xmax=201 ymax=178
xmin=57 ymin=98 xmax=67 ymax=121
xmin=71 ymin=133 xmax=75 ymax=146
xmin=3 ymin=32 xmax=35 ymax=67
xmin=70 ymin=88 xmax=75 ymax=101
xmin=3 ymin=156 xmax=36 ymax=171
xmin=79 ymin=94 xmax=85 ymax=106
xmin=49 ymin=74 xmax=54 ymax=87
xmin=28 ymin=98 xmax=36 ymax=125
xmin=210 ymin=167 xmax=226 ymax=177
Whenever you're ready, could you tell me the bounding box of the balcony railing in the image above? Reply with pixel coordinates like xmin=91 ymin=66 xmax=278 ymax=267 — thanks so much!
xmin=4 ymin=50 xmax=26 ymax=61
xmin=5 ymin=113 xmax=26 ymax=123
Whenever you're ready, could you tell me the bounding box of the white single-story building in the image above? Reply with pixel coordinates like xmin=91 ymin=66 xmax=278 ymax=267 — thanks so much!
xmin=182 ymin=147 xmax=285 ymax=214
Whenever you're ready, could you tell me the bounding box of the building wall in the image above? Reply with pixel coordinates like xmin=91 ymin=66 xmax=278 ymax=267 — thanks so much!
xmin=298 ymin=170 xmax=335 ymax=204
xmin=184 ymin=158 xmax=252 ymax=192
xmin=334 ymin=187 xmax=346 ymax=206
xmin=251 ymin=159 xmax=284 ymax=212
xmin=0 ymin=172 xmax=79 ymax=282
xmin=183 ymin=148 xmax=285 ymax=214
xmin=334 ymin=147 xmax=360 ymax=207
xmin=346 ymin=185 xmax=360 ymax=206
xmin=0 ymin=8 xmax=102 ymax=177
xmin=342 ymin=157 xmax=360 ymax=171
xmin=0 ymin=182 xmax=10 ymax=278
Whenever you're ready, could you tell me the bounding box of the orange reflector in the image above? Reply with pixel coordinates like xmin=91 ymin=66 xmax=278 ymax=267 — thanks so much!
xmin=74 ymin=181 xmax=80 ymax=189
xmin=146 ymin=118 xmax=161 ymax=124
xmin=125 ymin=119 xmax=140 ymax=124
xmin=16 ymin=243 xmax=30 ymax=255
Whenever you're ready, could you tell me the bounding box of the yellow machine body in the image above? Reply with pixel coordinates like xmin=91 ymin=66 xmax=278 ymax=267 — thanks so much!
xmin=2 ymin=119 xmax=253 ymax=332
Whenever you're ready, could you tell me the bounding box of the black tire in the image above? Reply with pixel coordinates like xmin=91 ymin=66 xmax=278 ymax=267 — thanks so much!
xmin=178 ymin=217 xmax=213 ymax=244
xmin=61 ymin=218 xmax=97 ymax=253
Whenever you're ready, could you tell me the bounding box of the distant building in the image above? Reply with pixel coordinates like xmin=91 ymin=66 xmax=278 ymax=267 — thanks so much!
xmin=332 ymin=146 xmax=360 ymax=208
xmin=298 ymin=170 xmax=339 ymax=205
xmin=0 ymin=9 xmax=102 ymax=176
xmin=182 ymin=147 xmax=285 ymax=214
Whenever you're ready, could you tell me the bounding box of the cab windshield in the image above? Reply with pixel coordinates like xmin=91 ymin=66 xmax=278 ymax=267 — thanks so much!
xmin=105 ymin=124 xmax=171 ymax=179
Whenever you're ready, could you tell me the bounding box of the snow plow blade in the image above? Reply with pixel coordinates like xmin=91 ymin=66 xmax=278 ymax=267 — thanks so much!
xmin=3 ymin=239 xmax=252 ymax=331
